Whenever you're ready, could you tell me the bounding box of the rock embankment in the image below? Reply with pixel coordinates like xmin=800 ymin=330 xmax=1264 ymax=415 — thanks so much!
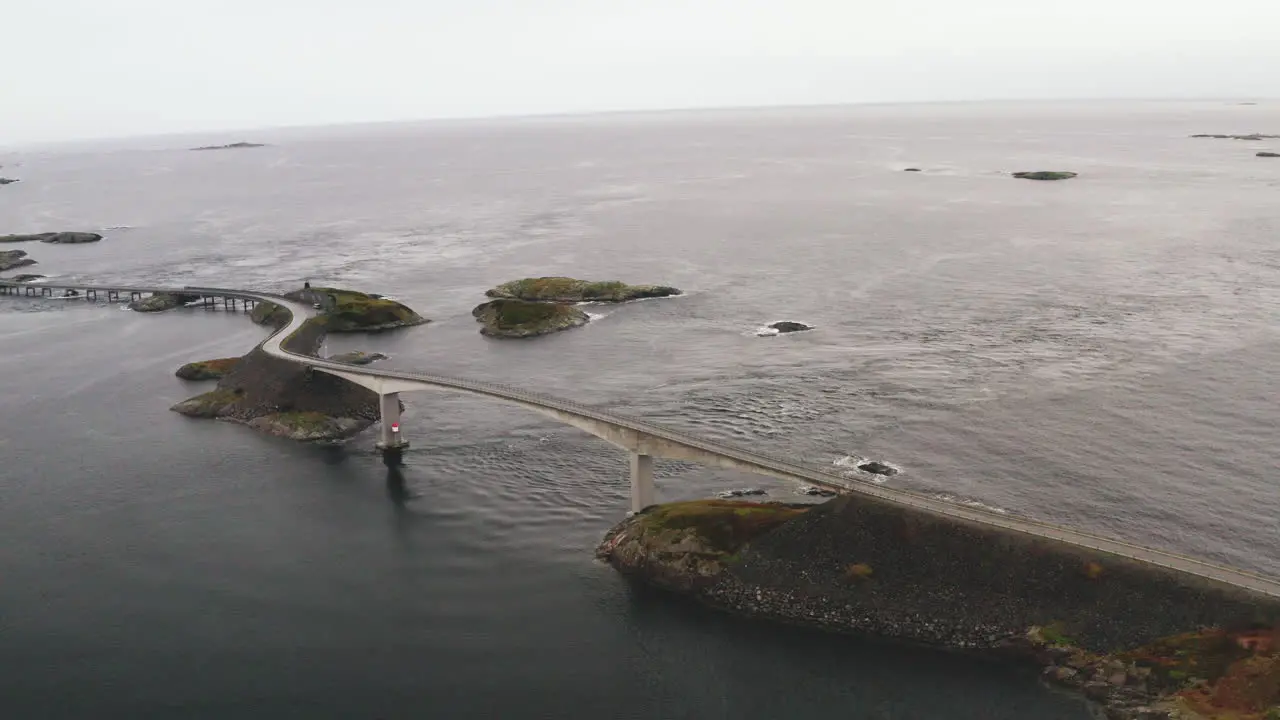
xmin=251 ymin=287 xmax=427 ymax=332
xmin=0 ymin=232 xmax=103 ymax=244
xmin=0 ymin=250 xmax=36 ymax=272
xmin=599 ymin=495 xmax=1280 ymax=720
xmin=175 ymin=357 xmax=240 ymax=381
xmin=170 ymin=317 xmax=383 ymax=442
xmin=486 ymin=277 xmax=681 ymax=303
xmin=472 ymin=298 xmax=589 ymax=338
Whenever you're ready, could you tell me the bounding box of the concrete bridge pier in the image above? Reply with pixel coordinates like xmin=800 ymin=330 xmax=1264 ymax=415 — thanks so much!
xmin=375 ymin=392 xmax=409 ymax=453
xmin=629 ymin=452 xmax=655 ymax=513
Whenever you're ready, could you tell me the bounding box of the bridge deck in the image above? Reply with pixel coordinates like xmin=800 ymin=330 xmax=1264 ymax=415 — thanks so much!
xmin=5 ymin=278 xmax=1280 ymax=599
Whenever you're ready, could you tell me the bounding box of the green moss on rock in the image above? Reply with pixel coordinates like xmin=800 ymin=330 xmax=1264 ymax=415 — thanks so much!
xmin=485 ymin=277 xmax=681 ymax=303
xmin=286 ymin=287 xmax=427 ymax=332
xmin=472 ymin=298 xmax=589 ymax=338
xmin=175 ymin=357 xmax=240 ymax=381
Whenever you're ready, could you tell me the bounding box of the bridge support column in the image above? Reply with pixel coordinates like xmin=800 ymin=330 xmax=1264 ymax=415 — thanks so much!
xmin=629 ymin=452 xmax=655 ymax=513
xmin=375 ymin=392 xmax=408 ymax=452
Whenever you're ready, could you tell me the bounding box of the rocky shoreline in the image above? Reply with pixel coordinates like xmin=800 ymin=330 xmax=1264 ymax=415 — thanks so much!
xmin=598 ymin=498 xmax=1280 ymax=720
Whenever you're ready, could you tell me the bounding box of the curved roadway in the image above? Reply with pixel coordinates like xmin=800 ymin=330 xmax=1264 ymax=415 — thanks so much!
xmin=6 ymin=279 xmax=1280 ymax=599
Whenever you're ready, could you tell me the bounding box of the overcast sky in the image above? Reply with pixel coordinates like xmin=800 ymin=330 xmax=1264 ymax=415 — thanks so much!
xmin=5 ymin=0 xmax=1280 ymax=143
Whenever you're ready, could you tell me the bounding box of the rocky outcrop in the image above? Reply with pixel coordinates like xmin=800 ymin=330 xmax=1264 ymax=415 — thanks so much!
xmin=599 ymin=494 xmax=1280 ymax=719
xmin=0 ymin=232 xmax=104 ymax=244
xmin=0 ymin=178 xmax=17 ymax=186
xmin=128 ymin=293 xmax=200 ymax=313
xmin=904 ymin=168 xmax=922 ymax=172
xmin=252 ymin=287 xmax=427 ymax=332
xmin=856 ymin=460 xmax=898 ymax=476
xmin=1012 ymin=171 xmax=1078 ymax=181
xmin=1258 ymin=152 xmax=1280 ymax=158
xmin=190 ymin=142 xmax=266 ymax=150
xmin=0 ymin=250 xmax=36 ymax=272
xmin=472 ymin=298 xmax=589 ymax=338
xmin=1191 ymin=134 xmax=1280 ymax=140
xmin=486 ymin=277 xmax=682 ymax=303
xmin=170 ymin=318 xmax=382 ymax=442
xmin=175 ymin=357 xmax=240 ymax=381
xmin=758 ymin=321 xmax=812 ymax=336
xmin=8 ymin=274 xmax=45 ymax=283
xmin=328 ymin=351 xmax=388 ymax=365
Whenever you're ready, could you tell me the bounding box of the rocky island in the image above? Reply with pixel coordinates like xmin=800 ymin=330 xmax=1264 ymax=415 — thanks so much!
xmin=758 ymin=321 xmax=812 ymax=336
xmin=472 ymin=298 xmax=589 ymax=338
xmin=0 ymin=232 xmax=103 ymax=244
xmin=486 ymin=277 xmax=681 ymax=303
xmin=251 ymin=287 xmax=427 ymax=332
xmin=0 ymin=178 xmax=18 ymax=186
xmin=169 ymin=286 xmax=426 ymax=442
xmin=190 ymin=142 xmax=266 ymax=151
xmin=1013 ymin=171 xmax=1078 ymax=181
xmin=1258 ymin=152 xmax=1280 ymax=158
xmin=0 ymin=250 xmax=36 ymax=272
xmin=1191 ymin=134 xmax=1280 ymax=140
xmin=599 ymin=496 xmax=1280 ymax=719
xmin=129 ymin=292 xmax=201 ymax=312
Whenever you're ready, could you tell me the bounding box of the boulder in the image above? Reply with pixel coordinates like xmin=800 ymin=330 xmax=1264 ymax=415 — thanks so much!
xmin=857 ymin=461 xmax=899 ymax=476
xmin=128 ymin=292 xmax=200 ymax=313
xmin=0 ymin=178 xmax=17 ymax=185
xmin=175 ymin=357 xmax=241 ymax=381
xmin=9 ymin=274 xmax=45 ymax=283
xmin=1258 ymin=152 xmax=1280 ymax=158
xmin=472 ymin=298 xmax=589 ymax=338
xmin=485 ymin=277 xmax=681 ymax=303
xmin=904 ymin=168 xmax=922 ymax=172
xmin=0 ymin=250 xmax=35 ymax=272
xmin=1012 ymin=171 xmax=1078 ymax=181
xmin=328 ymin=351 xmax=388 ymax=365
xmin=797 ymin=485 xmax=838 ymax=497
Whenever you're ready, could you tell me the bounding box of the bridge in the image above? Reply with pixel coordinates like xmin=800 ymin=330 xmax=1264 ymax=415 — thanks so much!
xmin=4 ymin=278 xmax=1280 ymax=599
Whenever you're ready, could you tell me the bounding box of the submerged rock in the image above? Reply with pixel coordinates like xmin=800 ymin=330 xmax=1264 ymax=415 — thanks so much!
xmin=903 ymin=168 xmax=922 ymax=172
xmin=190 ymin=142 xmax=266 ymax=150
xmin=857 ymin=461 xmax=899 ymax=476
xmin=797 ymin=485 xmax=838 ymax=497
xmin=0 ymin=232 xmax=105 ymax=244
xmin=128 ymin=292 xmax=200 ymax=313
xmin=0 ymin=250 xmax=36 ymax=272
xmin=472 ymin=298 xmax=589 ymax=338
xmin=1258 ymin=152 xmax=1280 ymax=158
xmin=328 ymin=351 xmax=388 ymax=365
xmin=175 ymin=357 xmax=240 ymax=381
xmin=252 ymin=287 xmax=428 ymax=332
xmin=486 ymin=277 xmax=682 ymax=303
xmin=1012 ymin=171 xmax=1078 ymax=181
xmin=8 ymin=274 xmax=45 ymax=283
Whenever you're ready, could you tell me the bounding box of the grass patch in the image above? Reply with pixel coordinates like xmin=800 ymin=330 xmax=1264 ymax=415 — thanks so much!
xmin=637 ymin=500 xmax=808 ymax=555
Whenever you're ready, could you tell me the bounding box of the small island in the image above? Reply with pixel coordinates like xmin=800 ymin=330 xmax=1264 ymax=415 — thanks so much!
xmin=129 ymin=292 xmax=201 ymax=313
xmin=1191 ymin=134 xmax=1280 ymax=140
xmin=486 ymin=277 xmax=681 ymax=303
xmin=251 ymin=287 xmax=427 ymax=332
xmin=1259 ymin=152 xmax=1280 ymax=158
xmin=1012 ymin=171 xmax=1078 ymax=181
xmin=175 ymin=357 xmax=240 ymax=381
xmin=0 ymin=178 xmax=18 ymax=186
xmin=472 ymin=298 xmax=589 ymax=338
xmin=190 ymin=142 xmax=266 ymax=151
xmin=0 ymin=232 xmax=103 ymax=244
xmin=0 ymin=250 xmax=36 ymax=272
xmin=758 ymin=321 xmax=812 ymax=336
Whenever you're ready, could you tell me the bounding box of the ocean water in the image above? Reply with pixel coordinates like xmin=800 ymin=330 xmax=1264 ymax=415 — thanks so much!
xmin=3 ymin=100 xmax=1279 ymax=718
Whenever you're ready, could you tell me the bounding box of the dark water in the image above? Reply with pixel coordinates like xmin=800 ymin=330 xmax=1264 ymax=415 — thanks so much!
xmin=3 ymin=100 xmax=1279 ymax=718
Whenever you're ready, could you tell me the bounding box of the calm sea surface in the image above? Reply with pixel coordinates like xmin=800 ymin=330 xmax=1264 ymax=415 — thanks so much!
xmin=3 ymin=100 xmax=1278 ymax=718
